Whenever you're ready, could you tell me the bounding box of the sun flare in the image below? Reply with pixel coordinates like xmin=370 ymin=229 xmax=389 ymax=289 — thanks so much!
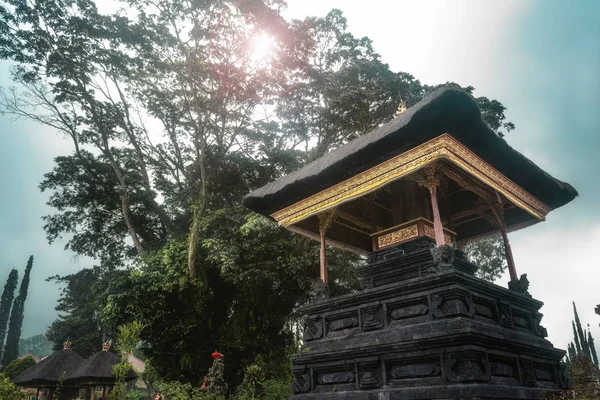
xmin=250 ymin=34 xmax=276 ymax=62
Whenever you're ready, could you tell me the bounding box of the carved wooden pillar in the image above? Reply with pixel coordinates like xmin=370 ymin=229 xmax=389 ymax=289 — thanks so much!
xmin=490 ymin=192 xmax=518 ymax=282
xmin=429 ymin=185 xmax=445 ymax=246
xmin=318 ymin=208 xmax=336 ymax=284
xmin=415 ymin=165 xmax=446 ymax=246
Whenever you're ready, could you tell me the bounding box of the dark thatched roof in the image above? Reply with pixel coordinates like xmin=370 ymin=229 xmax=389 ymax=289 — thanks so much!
xmin=13 ymin=349 xmax=84 ymax=387
xmin=243 ymin=84 xmax=577 ymax=218
xmin=63 ymin=351 xmax=138 ymax=385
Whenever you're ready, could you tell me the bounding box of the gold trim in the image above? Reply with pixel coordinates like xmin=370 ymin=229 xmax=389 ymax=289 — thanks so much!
xmin=271 ymin=134 xmax=550 ymax=226
xmin=377 ymin=224 xmax=419 ymax=249
xmin=370 ymin=217 xmax=456 ymax=237
xmin=423 ymin=225 xmax=452 ymax=244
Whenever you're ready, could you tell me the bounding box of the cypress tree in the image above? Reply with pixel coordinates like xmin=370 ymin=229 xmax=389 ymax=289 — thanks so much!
xmin=0 ymin=269 xmax=18 ymax=360
xmin=567 ymin=302 xmax=599 ymax=366
xmin=1 ymin=256 xmax=33 ymax=367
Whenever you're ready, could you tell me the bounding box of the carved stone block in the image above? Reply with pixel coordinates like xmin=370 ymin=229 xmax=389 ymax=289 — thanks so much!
xmin=316 ymin=371 xmax=354 ymax=385
xmin=389 ymin=362 xmax=441 ymax=380
xmin=430 ymin=290 xmax=474 ymax=318
xmin=520 ymin=360 xmax=536 ymax=386
xmin=498 ymin=301 xmax=514 ymax=329
xmin=444 ymin=352 xmax=490 ymax=383
xmin=329 ymin=316 xmax=359 ymax=332
xmin=533 ymin=313 xmax=548 ymax=338
xmin=360 ymin=305 xmax=383 ymax=331
xmin=358 ymin=360 xmax=381 ymax=389
xmin=291 ymin=367 xmax=310 ymax=394
xmin=389 ymin=303 xmax=428 ymax=321
xmin=303 ymin=316 xmax=323 ymax=341
xmin=430 ymin=243 xmax=456 ymax=269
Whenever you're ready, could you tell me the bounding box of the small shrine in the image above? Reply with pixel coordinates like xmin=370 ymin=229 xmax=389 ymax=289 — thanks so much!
xmin=243 ymin=85 xmax=577 ymax=399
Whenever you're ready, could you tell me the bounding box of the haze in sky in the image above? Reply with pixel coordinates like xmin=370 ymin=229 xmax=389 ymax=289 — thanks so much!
xmin=0 ymin=0 xmax=598 ymax=355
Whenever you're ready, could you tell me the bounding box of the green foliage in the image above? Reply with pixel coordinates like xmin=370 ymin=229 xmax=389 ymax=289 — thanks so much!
xmin=567 ymin=302 xmax=599 ymax=366
xmin=18 ymin=334 xmax=53 ymax=359
xmin=1 ymin=355 xmax=36 ymax=380
xmin=0 ymin=373 xmax=24 ymax=399
xmin=233 ymin=363 xmax=291 ymax=400
xmin=463 ymin=238 xmax=507 ymax=282
xmin=52 ymin=372 xmax=66 ymax=400
xmin=46 ymin=267 xmax=123 ymax=357
xmin=0 ymin=0 xmax=515 ymax=391
xmin=109 ymin=321 xmax=144 ymax=400
xmin=157 ymin=380 xmax=225 ymax=400
xmin=0 ymin=269 xmax=18 ymax=360
xmin=2 ymin=256 xmax=33 ymax=367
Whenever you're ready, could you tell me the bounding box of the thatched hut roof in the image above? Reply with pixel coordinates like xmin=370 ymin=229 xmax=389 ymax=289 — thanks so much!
xmin=243 ymin=84 xmax=577 ymax=218
xmin=63 ymin=349 xmax=138 ymax=386
xmin=13 ymin=347 xmax=84 ymax=388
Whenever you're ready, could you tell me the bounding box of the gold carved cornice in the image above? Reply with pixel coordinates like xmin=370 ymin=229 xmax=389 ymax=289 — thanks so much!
xmin=271 ymin=134 xmax=550 ymax=227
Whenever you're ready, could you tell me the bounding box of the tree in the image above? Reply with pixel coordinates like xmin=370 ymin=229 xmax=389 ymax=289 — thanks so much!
xmin=1 ymin=355 xmax=36 ymax=380
xmin=18 ymin=334 xmax=53 ymax=359
xmin=46 ymin=267 xmax=124 ymax=358
xmin=2 ymin=256 xmax=33 ymax=367
xmin=567 ymin=302 xmax=599 ymax=366
xmin=0 ymin=0 xmax=516 ymax=388
xmin=463 ymin=238 xmax=507 ymax=282
xmin=0 ymin=269 xmax=18 ymax=360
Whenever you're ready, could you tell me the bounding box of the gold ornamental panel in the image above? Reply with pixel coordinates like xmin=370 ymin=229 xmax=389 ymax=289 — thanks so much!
xmin=377 ymin=224 xmax=419 ymax=249
xmin=423 ymin=225 xmax=452 ymax=245
xmin=271 ymin=134 xmax=551 ymax=227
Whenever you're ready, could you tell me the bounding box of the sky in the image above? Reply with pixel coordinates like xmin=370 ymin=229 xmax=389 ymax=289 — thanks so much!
xmin=0 ymin=0 xmax=599 ymax=356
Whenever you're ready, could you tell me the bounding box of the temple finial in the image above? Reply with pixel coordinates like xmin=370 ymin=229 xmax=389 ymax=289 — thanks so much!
xmin=102 ymin=341 xmax=111 ymax=352
xmin=63 ymin=341 xmax=72 ymax=350
xmin=394 ymin=100 xmax=407 ymax=118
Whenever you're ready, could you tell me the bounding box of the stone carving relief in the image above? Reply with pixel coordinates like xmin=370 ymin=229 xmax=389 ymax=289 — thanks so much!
xmin=498 ymin=301 xmax=514 ymax=329
xmin=430 ymin=290 xmax=475 ymax=319
xmin=444 ymin=353 xmax=491 ymax=383
xmin=389 ymin=362 xmax=441 ymax=380
xmin=316 ymin=371 xmax=355 ymax=385
xmin=291 ymin=367 xmax=310 ymax=394
xmin=311 ymin=279 xmax=329 ymax=300
xmin=520 ymin=360 xmax=536 ymax=386
xmin=329 ymin=316 xmax=359 ymax=332
xmin=508 ymin=273 xmax=532 ymax=297
xmin=389 ymin=303 xmax=428 ymax=321
xmin=361 ymin=305 xmax=384 ymax=331
xmin=359 ymin=360 xmax=381 ymax=389
xmin=533 ymin=313 xmax=548 ymax=338
xmin=430 ymin=243 xmax=456 ymax=269
xmin=303 ymin=316 xmax=323 ymax=341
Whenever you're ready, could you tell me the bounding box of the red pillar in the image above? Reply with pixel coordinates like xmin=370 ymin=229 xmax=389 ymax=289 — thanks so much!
xmin=499 ymin=217 xmax=518 ymax=281
xmin=429 ymin=186 xmax=446 ymax=246
xmin=319 ymin=228 xmax=328 ymax=284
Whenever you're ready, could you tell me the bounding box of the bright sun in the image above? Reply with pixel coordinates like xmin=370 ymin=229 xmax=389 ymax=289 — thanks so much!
xmin=250 ymin=34 xmax=276 ymax=62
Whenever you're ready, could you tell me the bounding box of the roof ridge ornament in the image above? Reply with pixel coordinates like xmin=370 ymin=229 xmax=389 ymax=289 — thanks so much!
xmin=63 ymin=340 xmax=72 ymax=350
xmin=394 ymin=100 xmax=407 ymax=118
xmin=102 ymin=341 xmax=111 ymax=352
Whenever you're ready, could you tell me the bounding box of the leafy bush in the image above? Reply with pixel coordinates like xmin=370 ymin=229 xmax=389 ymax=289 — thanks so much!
xmin=157 ymin=380 xmax=225 ymax=400
xmin=1 ymin=355 xmax=37 ymax=380
xmin=0 ymin=373 xmax=24 ymax=399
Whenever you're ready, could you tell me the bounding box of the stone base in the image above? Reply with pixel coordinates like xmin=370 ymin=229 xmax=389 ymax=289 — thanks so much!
xmin=292 ymin=237 xmax=566 ymax=399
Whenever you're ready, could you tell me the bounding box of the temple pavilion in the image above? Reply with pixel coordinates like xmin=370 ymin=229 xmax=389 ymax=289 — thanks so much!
xmin=243 ymin=84 xmax=577 ymax=399
xmin=13 ymin=341 xmax=84 ymax=400
xmin=64 ymin=342 xmax=138 ymax=400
